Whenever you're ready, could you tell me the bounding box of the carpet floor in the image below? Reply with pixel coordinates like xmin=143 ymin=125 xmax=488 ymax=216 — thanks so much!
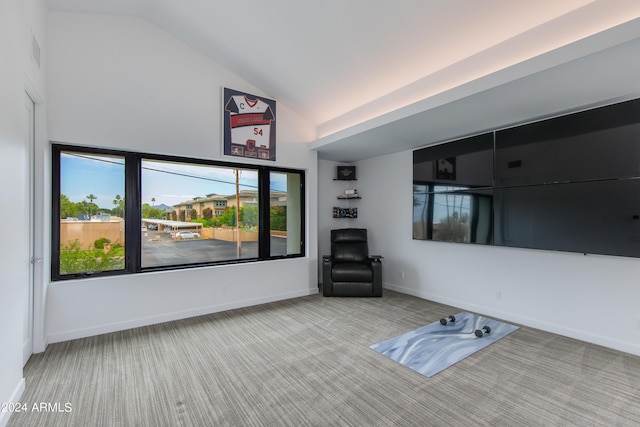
xmin=8 ymin=290 xmax=640 ymax=426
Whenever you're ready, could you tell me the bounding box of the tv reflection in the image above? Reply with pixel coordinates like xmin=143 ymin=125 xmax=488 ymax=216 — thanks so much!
xmin=413 ymin=184 xmax=493 ymax=244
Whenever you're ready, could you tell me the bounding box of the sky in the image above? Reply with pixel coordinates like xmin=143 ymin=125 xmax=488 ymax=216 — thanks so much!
xmin=60 ymin=152 xmax=288 ymax=209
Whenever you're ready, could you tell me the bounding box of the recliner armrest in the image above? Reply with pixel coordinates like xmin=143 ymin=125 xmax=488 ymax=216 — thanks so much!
xmin=322 ymin=256 xmax=333 ymax=296
xmin=371 ymin=258 xmax=383 ymax=297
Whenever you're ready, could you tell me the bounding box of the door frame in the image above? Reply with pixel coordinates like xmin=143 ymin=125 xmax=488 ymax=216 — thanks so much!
xmin=23 ymin=93 xmax=35 ymax=365
xmin=25 ymin=80 xmax=46 ymax=356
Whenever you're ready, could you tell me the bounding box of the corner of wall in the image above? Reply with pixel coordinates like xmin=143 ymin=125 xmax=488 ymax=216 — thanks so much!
xmin=0 ymin=378 xmax=25 ymax=427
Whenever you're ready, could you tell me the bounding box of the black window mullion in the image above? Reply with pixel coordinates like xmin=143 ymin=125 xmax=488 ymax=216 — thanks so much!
xmin=299 ymin=171 xmax=306 ymax=256
xmin=51 ymin=145 xmax=62 ymax=280
xmin=258 ymin=167 xmax=270 ymax=259
xmin=125 ymin=153 xmax=141 ymax=273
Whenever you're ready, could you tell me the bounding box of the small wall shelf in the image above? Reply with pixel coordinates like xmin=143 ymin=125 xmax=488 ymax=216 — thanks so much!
xmin=332 ymin=165 xmax=359 ymax=219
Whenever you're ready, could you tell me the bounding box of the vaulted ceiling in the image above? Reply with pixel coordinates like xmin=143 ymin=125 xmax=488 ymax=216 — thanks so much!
xmin=48 ymin=0 xmax=640 ymax=161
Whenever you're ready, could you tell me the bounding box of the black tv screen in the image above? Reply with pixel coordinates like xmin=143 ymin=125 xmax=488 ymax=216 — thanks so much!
xmin=413 ymin=132 xmax=494 ymax=190
xmin=493 ymin=180 xmax=640 ymax=257
xmin=413 ymin=133 xmax=494 ymax=243
xmin=496 ymin=99 xmax=640 ymax=187
xmin=413 ymin=97 xmax=640 ymax=258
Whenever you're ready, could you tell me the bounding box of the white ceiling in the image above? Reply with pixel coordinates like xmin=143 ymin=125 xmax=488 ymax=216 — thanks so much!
xmin=48 ymin=0 xmax=640 ymax=161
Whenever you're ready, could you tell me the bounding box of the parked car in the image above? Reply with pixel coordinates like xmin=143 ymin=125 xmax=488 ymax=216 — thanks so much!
xmin=175 ymin=231 xmax=200 ymax=240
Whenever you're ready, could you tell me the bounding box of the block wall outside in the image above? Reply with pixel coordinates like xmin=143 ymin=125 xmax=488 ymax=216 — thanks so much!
xmin=60 ymin=220 xmax=125 ymax=249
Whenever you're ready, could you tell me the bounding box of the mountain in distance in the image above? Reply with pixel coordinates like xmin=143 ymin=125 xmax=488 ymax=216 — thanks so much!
xmin=154 ymin=203 xmax=173 ymax=212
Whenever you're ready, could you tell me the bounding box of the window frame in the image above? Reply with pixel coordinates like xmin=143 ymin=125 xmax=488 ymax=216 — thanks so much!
xmin=51 ymin=143 xmax=306 ymax=281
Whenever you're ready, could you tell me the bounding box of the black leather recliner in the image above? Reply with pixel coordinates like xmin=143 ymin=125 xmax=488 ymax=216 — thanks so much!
xmin=322 ymin=228 xmax=382 ymax=297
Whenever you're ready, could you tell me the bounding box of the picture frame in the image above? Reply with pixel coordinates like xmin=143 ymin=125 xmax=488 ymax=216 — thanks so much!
xmin=336 ymin=166 xmax=356 ymax=180
xmin=223 ymin=87 xmax=276 ymax=161
xmin=435 ymin=157 xmax=456 ymax=180
xmin=333 ymin=207 xmax=358 ymax=218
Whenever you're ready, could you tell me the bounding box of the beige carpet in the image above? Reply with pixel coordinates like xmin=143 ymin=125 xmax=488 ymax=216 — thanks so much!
xmin=8 ymin=290 xmax=640 ymax=426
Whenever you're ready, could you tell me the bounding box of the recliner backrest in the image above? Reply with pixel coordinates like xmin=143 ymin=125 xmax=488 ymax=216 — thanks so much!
xmin=331 ymin=228 xmax=369 ymax=263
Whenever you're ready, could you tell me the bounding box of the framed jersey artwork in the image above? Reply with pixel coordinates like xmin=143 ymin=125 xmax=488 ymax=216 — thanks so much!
xmin=223 ymin=87 xmax=276 ymax=161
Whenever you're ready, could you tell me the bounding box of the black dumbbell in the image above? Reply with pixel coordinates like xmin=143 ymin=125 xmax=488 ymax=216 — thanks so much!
xmin=474 ymin=326 xmax=491 ymax=337
xmin=439 ymin=315 xmax=456 ymax=325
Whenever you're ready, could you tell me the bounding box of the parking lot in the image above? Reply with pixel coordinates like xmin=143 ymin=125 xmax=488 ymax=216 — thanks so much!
xmin=141 ymin=230 xmax=288 ymax=267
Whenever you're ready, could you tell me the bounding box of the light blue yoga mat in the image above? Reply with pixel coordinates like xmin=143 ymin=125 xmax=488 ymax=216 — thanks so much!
xmin=370 ymin=312 xmax=519 ymax=378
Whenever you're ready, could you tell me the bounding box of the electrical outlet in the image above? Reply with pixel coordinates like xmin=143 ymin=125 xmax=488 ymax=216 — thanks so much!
xmin=635 ymin=316 xmax=640 ymax=330
xmin=495 ymin=290 xmax=502 ymax=301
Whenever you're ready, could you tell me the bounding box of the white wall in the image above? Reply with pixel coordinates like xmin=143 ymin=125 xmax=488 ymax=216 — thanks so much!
xmin=0 ymin=1 xmax=46 ymax=425
xmin=346 ymin=149 xmax=640 ymax=356
xmin=45 ymin=12 xmax=317 ymax=343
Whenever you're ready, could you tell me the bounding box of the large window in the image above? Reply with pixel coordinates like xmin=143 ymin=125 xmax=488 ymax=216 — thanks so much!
xmin=141 ymin=160 xmax=259 ymax=268
xmin=270 ymin=171 xmax=302 ymax=257
xmin=52 ymin=144 xmax=305 ymax=280
xmin=56 ymin=151 xmax=126 ymax=275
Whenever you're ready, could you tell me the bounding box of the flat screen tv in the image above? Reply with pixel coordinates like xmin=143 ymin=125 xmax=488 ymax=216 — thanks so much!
xmin=413 ymin=97 xmax=640 ymax=258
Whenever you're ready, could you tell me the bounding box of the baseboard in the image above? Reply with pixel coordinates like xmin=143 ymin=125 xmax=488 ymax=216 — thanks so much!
xmin=0 ymin=378 xmax=25 ymax=427
xmin=47 ymin=287 xmax=318 ymax=344
xmin=384 ymin=283 xmax=640 ymax=357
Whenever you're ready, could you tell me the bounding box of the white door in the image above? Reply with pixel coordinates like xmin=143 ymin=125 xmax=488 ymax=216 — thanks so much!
xmin=22 ymin=94 xmax=35 ymax=365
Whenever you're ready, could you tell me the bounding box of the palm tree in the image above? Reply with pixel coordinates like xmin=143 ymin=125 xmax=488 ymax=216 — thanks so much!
xmin=86 ymin=194 xmax=97 ymax=216
xmin=115 ymin=194 xmax=122 ymax=217
xmin=151 ymin=197 xmax=156 ymax=207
